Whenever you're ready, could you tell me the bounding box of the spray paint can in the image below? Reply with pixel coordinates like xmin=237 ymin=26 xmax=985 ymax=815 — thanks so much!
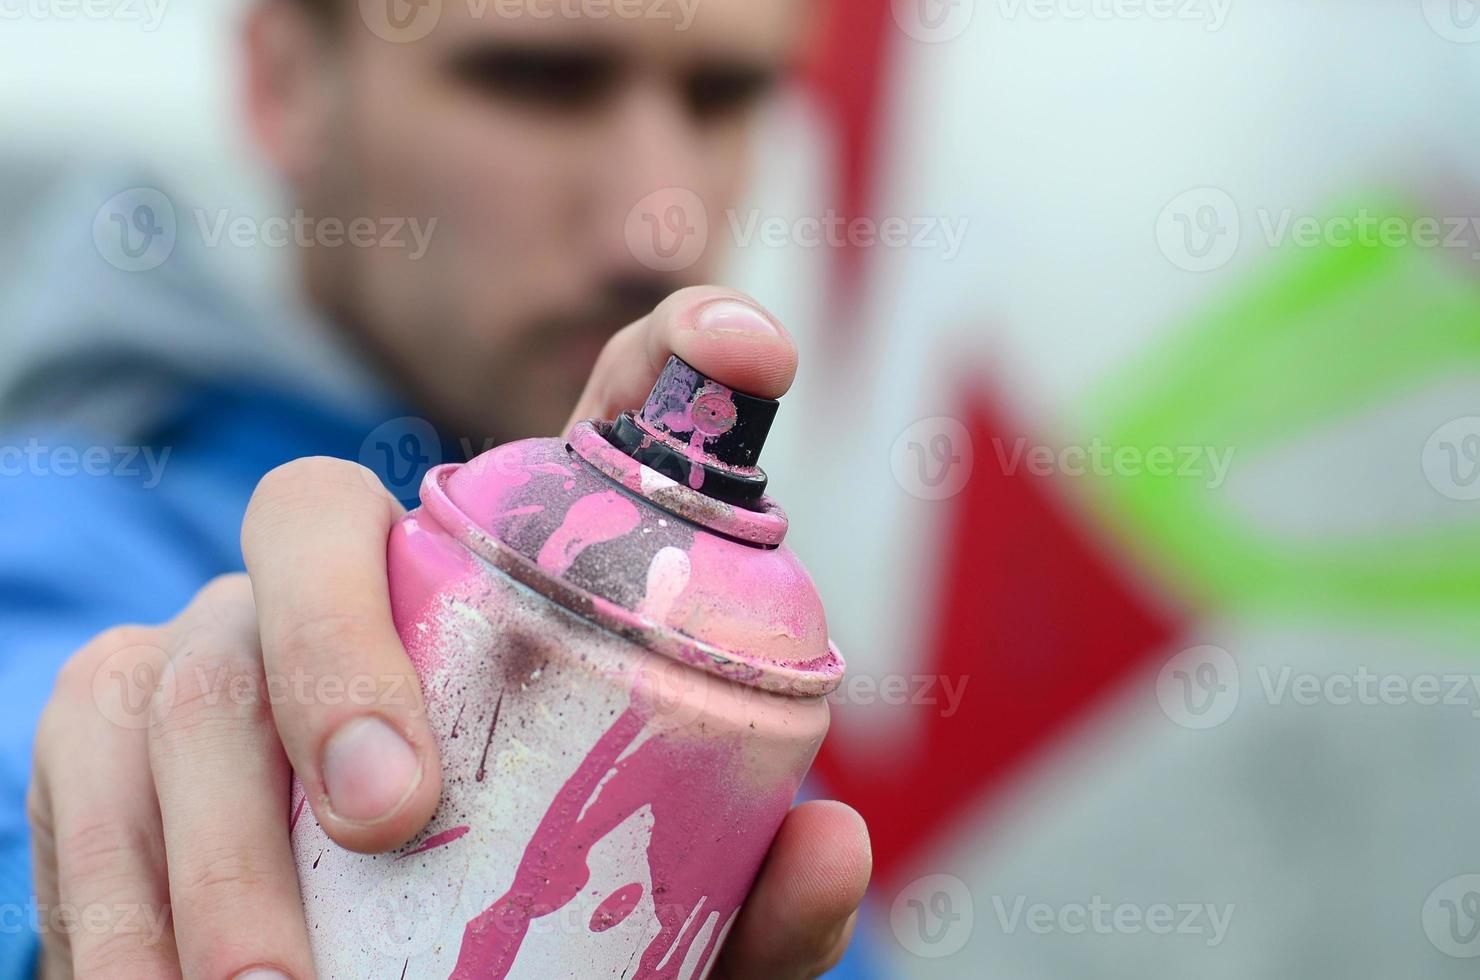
xmin=292 ymin=356 xmax=845 ymax=978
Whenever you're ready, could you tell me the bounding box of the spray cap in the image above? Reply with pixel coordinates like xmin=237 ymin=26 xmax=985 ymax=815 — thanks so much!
xmin=608 ymin=356 xmax=779 ymax=508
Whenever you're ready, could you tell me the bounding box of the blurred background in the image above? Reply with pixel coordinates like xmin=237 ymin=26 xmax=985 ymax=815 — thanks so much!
xmin=4 ymin=0 xmax=1480 ymax=977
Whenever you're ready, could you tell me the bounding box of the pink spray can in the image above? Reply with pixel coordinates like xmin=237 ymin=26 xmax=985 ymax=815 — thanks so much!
xmin=291 ymin=357 xmax=845 ymax=978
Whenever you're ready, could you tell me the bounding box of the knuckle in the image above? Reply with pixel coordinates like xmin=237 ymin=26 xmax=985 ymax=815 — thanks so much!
xmin=56 ymin=627 xmax=161 ymax=698
xmin=251 ymin=456 xmax=379 ymax=512
xmin=244 ymin=457 xmax=392 ymax=555
xmin=54 ymin=819 xmax=155 ymax=892
xmin=48 ymin=627 xmax=169 ymax=732
xmin=148 ymin=656 xmax=266 ymax=756
xmin=25 ymin=778 xmax=52 ymax=842
xmin=147 ymin=664 xmax=263 ymax=749
xmin=153 ymin=575 xmax=266 ymax=737
xmin=257 ymin=455 xmax=357 ymax=496
xmin=192 ymin=572 xmax=252 ymax=609
xmin=272 ymin=610 xmax=377 ymax=679
xmin=180 ymin=844 xmax=269 ymax=897
xmin=71 ymin=928 xmax=172 ymax=980
xmin=666 ymin=284 xmax=731 ymax=314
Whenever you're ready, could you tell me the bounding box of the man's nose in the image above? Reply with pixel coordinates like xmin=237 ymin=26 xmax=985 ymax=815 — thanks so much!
xmin=591 ymin=82 xmax=711 ymax=276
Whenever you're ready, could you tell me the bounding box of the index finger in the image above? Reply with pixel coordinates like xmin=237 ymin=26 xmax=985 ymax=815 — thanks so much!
xmin=563 ymin=285 xmax=800 ymax=433
xmin=242 ymin=456 xmax=444 ymax=854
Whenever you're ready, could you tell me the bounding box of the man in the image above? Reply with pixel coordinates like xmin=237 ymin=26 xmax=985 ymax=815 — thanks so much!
xmin=0 ymin=1 xmax=871 ymax=976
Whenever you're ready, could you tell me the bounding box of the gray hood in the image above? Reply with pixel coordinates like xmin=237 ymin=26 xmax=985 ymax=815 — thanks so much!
xmin=0 ymin=166 xmax=394 ymax=439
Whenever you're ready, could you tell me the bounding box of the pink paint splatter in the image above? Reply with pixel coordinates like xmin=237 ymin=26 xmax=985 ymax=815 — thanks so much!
xmin=589 ymin=883 xmax=645 ymax=933
xmin=289 ymin=795 xmax=307 ymax=833
xmin=536 ymin=491 xmax=642 ymax=577
xmin=397 ymin=825 xmax=470 ymax=860
xmin=636 ymin=547 xmax=691 ymax=623
xmin=490 ymin=505 xmax=544 ymax=521
xmin=450 ymin=704 xmax=791 ymax=979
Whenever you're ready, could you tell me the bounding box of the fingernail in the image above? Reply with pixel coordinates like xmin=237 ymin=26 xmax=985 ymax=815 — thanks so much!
xmin=234 ymin=970 xmax=293 ymax=980
xmin=322 ymin=717 xmax=421 ymax=824
xmin=694 ymin=298 xmax=780 ymax=336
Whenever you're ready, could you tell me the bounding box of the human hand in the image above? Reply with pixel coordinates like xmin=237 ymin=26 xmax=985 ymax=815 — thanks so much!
xmin=28 ymin=287 xmax=870 ymax=979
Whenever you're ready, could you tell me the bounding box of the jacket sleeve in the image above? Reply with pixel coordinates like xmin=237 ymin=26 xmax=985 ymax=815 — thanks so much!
xmin=0 ymin=453 xmax=225 ymax=978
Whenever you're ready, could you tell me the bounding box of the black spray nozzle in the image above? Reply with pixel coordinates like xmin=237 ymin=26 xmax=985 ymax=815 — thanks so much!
xmin=608 ymin=356 xmax=778 ymax=508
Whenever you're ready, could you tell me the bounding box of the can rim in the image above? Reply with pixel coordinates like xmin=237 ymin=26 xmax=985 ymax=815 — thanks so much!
xmin=567 ymin=421 xmax=790 ymax=546
xmin=419 ymin=464 xmax=846 ymax=698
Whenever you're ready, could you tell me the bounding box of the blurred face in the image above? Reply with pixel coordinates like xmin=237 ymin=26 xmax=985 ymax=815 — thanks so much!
xmin=247 ymin=0 xmax=809 ymax=439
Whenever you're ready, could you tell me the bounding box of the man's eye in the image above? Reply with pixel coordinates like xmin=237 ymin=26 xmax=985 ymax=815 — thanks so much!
xmin=684 ymin=67 xmax=777 ymax=122
xmin=449 ymin=48 xmax=622 ymax=112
